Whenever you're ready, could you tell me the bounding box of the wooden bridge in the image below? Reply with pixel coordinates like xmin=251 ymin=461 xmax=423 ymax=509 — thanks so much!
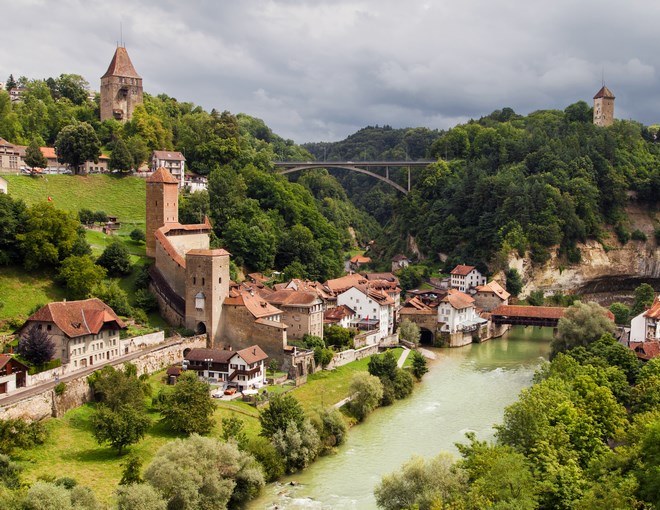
xmin=490 ymin=305 xmax=566 ymax=328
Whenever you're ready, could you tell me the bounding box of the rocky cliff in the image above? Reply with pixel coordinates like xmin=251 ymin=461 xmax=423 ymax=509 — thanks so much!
xmin=511 ymin=205 xmax=659 ymax=298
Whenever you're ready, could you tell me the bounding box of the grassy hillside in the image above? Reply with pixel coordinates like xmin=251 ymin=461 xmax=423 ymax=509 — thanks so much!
xmin=0 ymin=267 xmax=66 ymax=323
xmin=3 ymin=174 xmax=146 ymax=226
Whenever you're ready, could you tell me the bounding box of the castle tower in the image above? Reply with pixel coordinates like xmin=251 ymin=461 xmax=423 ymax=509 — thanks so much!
xmin=100 ymin=46 xmax=143 ymax=122
xmin=146 ymin=168 xmax=179 ymax=258
xmin=593 ymin=85 xmax=615 ymax=127
xmin=185 ymin=249 xmax=231 ymax=344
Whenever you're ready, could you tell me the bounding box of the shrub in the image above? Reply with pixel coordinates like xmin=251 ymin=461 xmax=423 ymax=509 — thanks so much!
xmin=615 ymin=223 xmax=630 ymax=244
xmin=134 ymin=289 xmax=158 ymax=312
xmin=54 ymin=382 xmax=67 ymax=396
xmin=631 ymin=229 xmax=647 ymax=241
xmin=272 ymin=419 xmax=321 ymax=473
xmin=527 ymin=290 xmax=545 ymax=306
xmin=97 ymin=239 xmax=131 ymax=276
xmin=130 ymin=229 xmax=146 ymax=243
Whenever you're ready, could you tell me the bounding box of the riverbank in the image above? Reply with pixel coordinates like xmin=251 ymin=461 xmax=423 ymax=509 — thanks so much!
xmin=13 ymin=346 xmax=406 ymax=503
xmin=248 ymin=326 xmax=552 ymax=509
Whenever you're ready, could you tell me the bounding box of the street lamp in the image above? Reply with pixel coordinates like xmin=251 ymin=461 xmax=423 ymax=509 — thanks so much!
xmin=204 ymin=358 xmax=212 ymax=379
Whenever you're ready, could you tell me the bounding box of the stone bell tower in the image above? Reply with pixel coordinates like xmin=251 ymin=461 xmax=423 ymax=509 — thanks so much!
xmin=593 ymin=85 xmax=615 ymax=127
xmin=100 ymin=46 xmax=143 ymax=123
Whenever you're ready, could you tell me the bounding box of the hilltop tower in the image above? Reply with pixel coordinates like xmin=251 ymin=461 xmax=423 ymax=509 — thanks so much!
xmin=146 ymin=168 xmax=179 ymax=258
xmin=100 ymin=46 xmax=143 ymax=122
xmin=593 ymin=85 xmax=615 ymax=127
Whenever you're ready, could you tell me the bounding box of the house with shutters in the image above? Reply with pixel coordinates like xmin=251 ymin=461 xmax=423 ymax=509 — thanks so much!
xmin=184 ymin=345 xmax=268 ymax=391
xmin=450 ymin=265 xmax=486 ymax=292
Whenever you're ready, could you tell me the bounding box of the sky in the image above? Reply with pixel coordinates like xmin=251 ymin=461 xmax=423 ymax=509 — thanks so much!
xmin=2 ymin=0 xmax=660 ymax=143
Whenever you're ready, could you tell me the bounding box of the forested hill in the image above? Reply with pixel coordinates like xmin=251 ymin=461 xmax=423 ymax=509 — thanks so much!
xmin=0 ymin=77 xmax=380 ymax=281
xmin=306 ymin=105 xmax=660 ymax=272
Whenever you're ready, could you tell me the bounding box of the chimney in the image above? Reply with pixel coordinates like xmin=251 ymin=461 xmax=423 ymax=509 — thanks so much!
xmin=252 ymin=348 xmax=256 ymax=356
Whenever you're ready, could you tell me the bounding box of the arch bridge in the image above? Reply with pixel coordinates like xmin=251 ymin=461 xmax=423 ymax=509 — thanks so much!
xmin=273 ymin=160 xmax=435 ymax=194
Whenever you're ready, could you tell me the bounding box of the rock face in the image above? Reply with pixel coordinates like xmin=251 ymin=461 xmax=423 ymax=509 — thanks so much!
xmin=514 ymin=205 xmax=659 ymax=297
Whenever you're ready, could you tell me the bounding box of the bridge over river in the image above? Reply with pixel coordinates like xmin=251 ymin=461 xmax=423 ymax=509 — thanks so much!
xmin=490 ymin=305 xmax=567 ymax=328
xmin=273 ymin=160 xmax=435 ymax=194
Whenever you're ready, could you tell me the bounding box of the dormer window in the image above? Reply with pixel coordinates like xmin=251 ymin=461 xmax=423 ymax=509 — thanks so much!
xmin=195 ymin=292 xmax=205 ymax=311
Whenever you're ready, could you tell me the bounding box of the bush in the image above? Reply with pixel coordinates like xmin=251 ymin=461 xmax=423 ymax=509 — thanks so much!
xmin=609 ymin=302 xmax=630 ymax=325
xmin=272 ymin=419 xmax=321 ymax=473
xmin=631 ymin=229 xmax=647 ymax=242
xmin=246 ymin=437 xmax=285 ymax=482
xmin=505 ymin=268 xmax=523 ymax=297
xmin=97 ymin=239 xmax=131 ymax=276
xmin=0 ymin=418 xmax=47 ymax=454
xmin=317 ymin=408 xmax=348 ymax=451
xmin=54 ymin=382 xmax=67 ymax=396
xmin=94 ymin=281 xmax=132 ymax=316
xmin=134 ymin=288 xmax=158 ymax=313
xmin=526 ymin=290 xmax=545 ymax=306
xmin=130 ymin=229 xmax=146 ymax=243
xmin=615 ymin=223 xmax=630 ymax=244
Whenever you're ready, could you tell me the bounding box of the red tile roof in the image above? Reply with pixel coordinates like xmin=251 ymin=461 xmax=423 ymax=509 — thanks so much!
xmin=349 ymin=255 xmax=372 ymax=264
xmin=475 ymin=280 xmax=510 ymax=300
xmin=153 ymin=150 xmax=185 ymax=161
xmin=441 ymin=289 xmax=475 ymax=310
xmin=0 ymin=354 xmax=28 ymax=372
xmin=325 ymin=273 xmax=368 ymax=293
xmin=266 ymin=289 xmax=320 ymax=307
xmin=147 ymin=167 xmax=179 ymax=184
xmin=450 ymin=265 xmax=476 ymax=276
xmin=491 ymin=305 xmax=565 ymax=319
xmin=24 ymin=298 xmax=125 ymax=338
xmin=644 ymin=297 xmax=660 ymax=319
xmin=630 ymin=341 xmax=660 ymax=361
xmin=324 ymin=305 xmax=356 ymax=322
xmin=185 ymin=348 xmax=234 ymax=363
xmin=593 ymin=86 xmax=615 ymax=99
xmin=102 ymin=46 xmax=141 ymax=79
xmin=234 ymin=345 xmax=268 ymax=365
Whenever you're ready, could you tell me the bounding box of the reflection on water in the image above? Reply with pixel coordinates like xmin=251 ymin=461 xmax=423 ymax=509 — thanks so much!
xmin=249 ymin=327 xmax=552 ymax=510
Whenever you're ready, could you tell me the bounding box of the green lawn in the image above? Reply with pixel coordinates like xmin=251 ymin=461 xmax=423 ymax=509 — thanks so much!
xmin=4 ymin=174 xmax=145 ymax=224
xmin=0 ymin=266 xmax=66 ymax=323
xmin=290 ymin=347 xmax=403 ymax=412
xmin=17 ymin=349 xmax=407 ymax=502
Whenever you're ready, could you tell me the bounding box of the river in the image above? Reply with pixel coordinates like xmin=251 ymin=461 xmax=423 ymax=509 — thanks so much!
xmin=249 ymin=326 xmax=552 ymax=509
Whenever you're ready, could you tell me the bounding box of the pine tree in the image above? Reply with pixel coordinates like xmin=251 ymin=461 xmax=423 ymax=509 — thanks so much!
xmin=24 ymin=139 xmax=48 ymax=169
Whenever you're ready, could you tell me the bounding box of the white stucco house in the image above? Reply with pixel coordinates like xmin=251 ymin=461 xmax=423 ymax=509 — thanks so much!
xmin=336 ymin=285 xmax=394 ymax=343
xmin=437 ymin=289 xmax=486 ymax=334
xmin=450 ymin=265 xmax=487 ymax=293
xmin=630 ymin=297 xmax=660 ymax=343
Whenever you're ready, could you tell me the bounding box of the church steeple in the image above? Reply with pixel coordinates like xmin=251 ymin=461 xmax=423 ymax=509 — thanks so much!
xmin=593 ymin=85 xmax=615 ymax=127
xmin=100 ymin=46 xmax=143 ymax=123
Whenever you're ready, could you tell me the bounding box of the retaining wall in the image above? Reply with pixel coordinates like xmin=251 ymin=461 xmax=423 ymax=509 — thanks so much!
xmin=0 ymin=336 xmax=206 ymax=421
xmin=326 ymin=344 xmax=379 ymax=370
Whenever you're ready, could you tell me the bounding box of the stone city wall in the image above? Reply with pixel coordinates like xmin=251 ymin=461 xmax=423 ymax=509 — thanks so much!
xmin=0 ymin=336 xmax=206 ymax=421
xmin=326 ymin=344 xmax=379 ymax=370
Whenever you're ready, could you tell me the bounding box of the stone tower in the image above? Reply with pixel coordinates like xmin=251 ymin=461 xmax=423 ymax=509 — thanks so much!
xmin=146 ymin=168 xmax=179 ymax=258
xmin=593 ymin=85 xmax=615 ymax=127
xmin=185 ymin=249 xmax=231 ymax=342
xmin=100 ymin=46 xmax=143 ymax=122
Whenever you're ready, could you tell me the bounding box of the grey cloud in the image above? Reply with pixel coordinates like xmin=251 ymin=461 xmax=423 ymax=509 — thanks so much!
xmin=2 ymin=0 xmax=659 ymax=142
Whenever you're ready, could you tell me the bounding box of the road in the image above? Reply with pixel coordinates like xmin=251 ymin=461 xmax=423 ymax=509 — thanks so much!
xmin=0 ymin=336 xmax=187 ymax=407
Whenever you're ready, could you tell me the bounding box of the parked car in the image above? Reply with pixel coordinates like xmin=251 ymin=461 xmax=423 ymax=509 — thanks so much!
xmin=224 ymin=387 xmax=237 ymax=395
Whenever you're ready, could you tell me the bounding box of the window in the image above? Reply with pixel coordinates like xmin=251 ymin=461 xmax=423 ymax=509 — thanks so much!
xmin=219 ymin=277 xmax=222 ymax=284
xmin=202 ymin=278 xmax=205 ymax=286
xmin=195 ymin=292 xmax=205 ymax=311
xmin=47 ymin=325 xmax=52 ymax=331
xmin=193 ymin=276 xmax=196 ymax=285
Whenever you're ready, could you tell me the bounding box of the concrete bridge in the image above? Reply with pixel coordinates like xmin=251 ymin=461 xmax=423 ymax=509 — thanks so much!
xmin=273 ymin=160 xmax=435 ymax=194
xmin=490 ymin=305 xmax=567 ymax=328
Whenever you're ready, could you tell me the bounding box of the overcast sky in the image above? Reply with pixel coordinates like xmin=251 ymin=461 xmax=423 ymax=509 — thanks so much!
xmin=2 ymin=0 xmax=660 ymax=142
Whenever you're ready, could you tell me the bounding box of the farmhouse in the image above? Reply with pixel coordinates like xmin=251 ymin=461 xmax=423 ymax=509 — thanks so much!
xmin=19 ymin=298 xmax=126 ymax=369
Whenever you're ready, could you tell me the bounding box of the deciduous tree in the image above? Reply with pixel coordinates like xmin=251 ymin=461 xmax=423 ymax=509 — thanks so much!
xmin=159 ymin=371 xmax=215 ymax=435
xmin=54 ymin=122 xmax=100 ymax=174
xmin=144 ymin=435 xmax=264 ymax=509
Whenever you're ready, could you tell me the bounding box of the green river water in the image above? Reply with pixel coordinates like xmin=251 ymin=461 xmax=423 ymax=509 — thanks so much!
xmin=249 ymin=326 xmax=552 ymax=509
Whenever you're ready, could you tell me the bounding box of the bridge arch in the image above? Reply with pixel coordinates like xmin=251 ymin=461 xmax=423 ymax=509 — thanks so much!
xmin=277 ymin=164 xmax=409 ymax=194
